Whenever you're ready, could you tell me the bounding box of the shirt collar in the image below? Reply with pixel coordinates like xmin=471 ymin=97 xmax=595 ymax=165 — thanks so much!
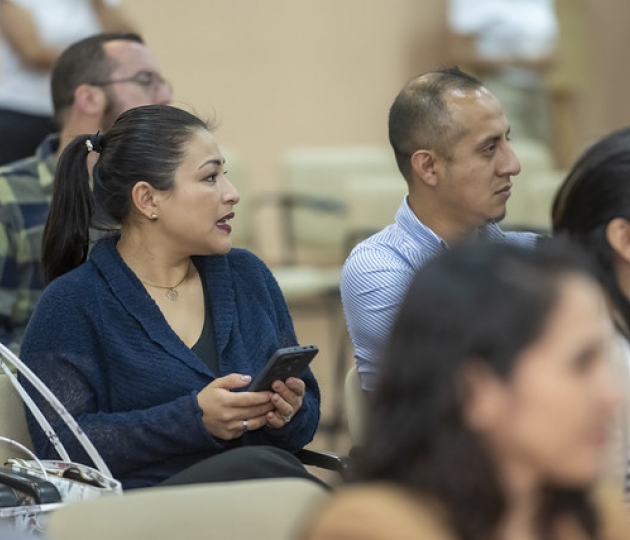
xmin=395 ymin=197 xmax=448 ymax=253
xmin=395 ymin=196 xmax=501 ymax=250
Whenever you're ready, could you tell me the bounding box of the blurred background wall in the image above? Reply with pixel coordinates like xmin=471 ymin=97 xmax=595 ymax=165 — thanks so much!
xmin=90 ymin=0 xmax=630 ymax=256
xmin=121 ymin=0 xmax=448 ymax=257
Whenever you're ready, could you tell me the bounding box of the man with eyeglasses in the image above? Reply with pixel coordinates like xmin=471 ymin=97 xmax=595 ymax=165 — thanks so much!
xmin=0 ymin=32 xmax=172 ymax=353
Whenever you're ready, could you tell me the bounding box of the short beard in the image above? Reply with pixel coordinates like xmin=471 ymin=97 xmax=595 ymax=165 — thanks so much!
xmin=489 ymin=211 xmax=507 ymax=224
xmin=100 ymin=87 xmax=122 ymax=133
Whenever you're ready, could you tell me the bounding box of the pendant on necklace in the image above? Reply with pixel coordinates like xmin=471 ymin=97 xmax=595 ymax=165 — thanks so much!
xmin=166 ymin=288 xmax=178 ymax=301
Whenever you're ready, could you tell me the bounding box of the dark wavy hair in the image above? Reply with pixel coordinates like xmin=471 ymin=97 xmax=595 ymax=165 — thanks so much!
xmin=358 ymin=241 xmax=599 ymax=540
xmin=42 ymin=104 xmax=210 ymax=284
xmin=552 ymin=126 xmax=630 ymax=336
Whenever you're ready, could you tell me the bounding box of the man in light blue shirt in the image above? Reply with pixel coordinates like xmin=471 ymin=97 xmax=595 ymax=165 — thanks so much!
xmin=341 ymin=67 xmax=538 ymax=390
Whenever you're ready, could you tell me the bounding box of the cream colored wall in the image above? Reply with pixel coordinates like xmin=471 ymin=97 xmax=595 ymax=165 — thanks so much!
xmin=122 ymin=0 xmax=446 ymax=169
xmin=587 ymin=0 xmax=630 ymax=139
xmin=121 ymin=0 xmax=630 ymax=255
xmin=121 ymin=0 xmax=447 ymax=257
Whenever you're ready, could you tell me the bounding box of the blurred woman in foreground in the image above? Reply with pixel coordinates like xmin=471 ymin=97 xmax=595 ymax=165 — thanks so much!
xmin=305 ymin=242 xmax=629 ymax=540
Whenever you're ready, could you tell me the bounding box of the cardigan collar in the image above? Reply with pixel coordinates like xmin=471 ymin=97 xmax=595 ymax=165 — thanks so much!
xmin=89 ymin=236 xmax=235 ymax=377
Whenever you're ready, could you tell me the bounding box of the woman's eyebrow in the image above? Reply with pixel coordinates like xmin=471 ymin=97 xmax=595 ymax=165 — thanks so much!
xmin=198 ymin=158 xmax=224 ymax=170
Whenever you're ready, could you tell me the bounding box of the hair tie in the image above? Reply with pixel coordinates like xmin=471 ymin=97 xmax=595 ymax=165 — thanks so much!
xmin=85 ymin=132 xmax=103 ymax=153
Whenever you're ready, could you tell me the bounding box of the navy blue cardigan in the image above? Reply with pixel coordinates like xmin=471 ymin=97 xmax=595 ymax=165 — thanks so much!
xmin=20 ymin=237 xmax=321 ymax=489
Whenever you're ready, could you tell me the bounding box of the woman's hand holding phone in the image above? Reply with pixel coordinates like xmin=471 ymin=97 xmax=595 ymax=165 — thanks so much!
xmin=197 ymin=346 xmax=315 ymax=437
xmin=265 ymin=377 xmax=305 ymax=429
xmin=196 ymin=374 xmax=275 ymax=440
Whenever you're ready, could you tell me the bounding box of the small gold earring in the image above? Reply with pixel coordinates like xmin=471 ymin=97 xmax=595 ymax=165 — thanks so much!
xmin=149 ymin=213 xmax=158 ymax=221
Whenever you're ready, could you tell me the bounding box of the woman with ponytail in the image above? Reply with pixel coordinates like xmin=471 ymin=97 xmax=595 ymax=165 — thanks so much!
xmin=20 ymin=104 xmax=322 ymax=489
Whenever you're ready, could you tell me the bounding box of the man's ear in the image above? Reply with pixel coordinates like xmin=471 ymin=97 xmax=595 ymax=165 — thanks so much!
xmin=72 ymin=84 xmax=106 ymax=117
xmin=410 ymin=149 xmax=439 ymax=187
xmin=459 ymin=360 xmax=508 ymax=433
xmin=131 ymin=181 xmax=158 ymax=221
xmin=606 ymin=218 xmax=630 ymax=264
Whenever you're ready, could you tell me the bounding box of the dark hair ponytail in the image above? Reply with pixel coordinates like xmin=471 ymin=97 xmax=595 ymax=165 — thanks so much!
xmin=42 ymin=104 xmax=210 ymax=285
xmin=42 ymin=136 xmax=95 ymax=285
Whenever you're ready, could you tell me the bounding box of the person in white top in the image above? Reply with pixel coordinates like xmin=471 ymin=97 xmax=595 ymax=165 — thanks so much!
xmin=447 ymin=0 xmax=557 ymax=143
xmin=0 ymin=0 xmax=135 ymax=165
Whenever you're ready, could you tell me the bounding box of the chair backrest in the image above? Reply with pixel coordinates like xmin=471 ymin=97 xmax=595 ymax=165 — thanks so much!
xmin=504 ymin=138 xmax=565 ymax=232
xmin=509 ymin=138 xmax=555 ymax=174
xmin=344 ymin=365 xmax=367 ymax=448
xmin=0 ymin=373 xmax=34 ymax=464
xmin=281 ymin=146 xmax=399 ymax=258
xmin=343 ymin=173 xmax=407 ymax=252
xmin=46 ymin=478 xmax=328 ymax=540
xmin=221 ymin=148 xmax=251 ymax=249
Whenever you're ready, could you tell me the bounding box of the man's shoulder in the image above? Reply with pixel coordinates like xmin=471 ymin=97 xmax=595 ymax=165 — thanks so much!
xmin=0 ymin=155 xmax=41 ymax=181
xmin=341 ymin=226 xmax=426 ymax=302
xmin=349 ymin=224 xmax=405 ymax=255
xmin=0 ymin=135 xmax=57 ymax=202
xmin=345 ymin=223 xmax=434 ymax=273
xmin=483 ymin=223 xmax=539 ymax=247
xmin=0 ymin=155 xmax=48 ymax=204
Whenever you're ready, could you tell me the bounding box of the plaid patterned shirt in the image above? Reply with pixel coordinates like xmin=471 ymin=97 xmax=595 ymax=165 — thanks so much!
xmin=0 ymin=134 xmax=57 ymax=353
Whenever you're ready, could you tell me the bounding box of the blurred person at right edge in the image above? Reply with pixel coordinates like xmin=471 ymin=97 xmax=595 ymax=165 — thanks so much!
xmin=447 ymin=0 xmax=557 ymax=144
xmin=302 ymin=242 xmax=629 ymax=540
xmin=552 ymin=126 xmax=630 ymax=501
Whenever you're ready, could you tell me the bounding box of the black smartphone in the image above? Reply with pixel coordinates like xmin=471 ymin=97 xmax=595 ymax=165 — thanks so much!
xmin=248 ymin=345 xmax=319 ymax=392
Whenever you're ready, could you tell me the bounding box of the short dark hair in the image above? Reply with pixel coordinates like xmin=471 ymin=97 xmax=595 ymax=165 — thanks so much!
xmin=51 ymin=32 xmax=144 ymax=124
xmin=42 ymin=104 xmax=212 ymax=284
xmin=359 ymin=241 xmax=598 ymax=540
xmin=552 ymin=126 xmax=630 ymax=335
xmin=388 ymin=67 xmax=482 ymax=181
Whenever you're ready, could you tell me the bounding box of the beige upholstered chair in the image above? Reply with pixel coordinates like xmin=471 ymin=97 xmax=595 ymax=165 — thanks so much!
xmin=221 ymin=148 xmax=251 ymax=250
xmin=344 ymin=366 xmax=366 ymax=449
xmin=255 ymin=147 xmax=398 ymax=439
xmin=343 ymin=173 xmax=407 ymax=250
xmin=46 ymin=478 xmax=328 ymax=540
xmin=277 ymin=146 xmax=399 ymax=263
xmin=0 ymin=373 xmax=33 ymax=464
xmin=503 ymin=138 xmax=566 ymax=232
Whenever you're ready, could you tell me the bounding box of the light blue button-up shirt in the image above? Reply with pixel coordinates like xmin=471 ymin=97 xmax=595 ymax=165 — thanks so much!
xmin=340 ymin=197 xmax=538 ymax=391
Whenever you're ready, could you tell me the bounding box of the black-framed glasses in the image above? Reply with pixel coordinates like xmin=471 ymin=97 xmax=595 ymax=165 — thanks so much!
xmin=90 ymin=70 xmax=171 ymax=95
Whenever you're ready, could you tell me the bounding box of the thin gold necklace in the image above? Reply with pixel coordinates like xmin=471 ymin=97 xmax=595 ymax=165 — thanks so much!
xmin=138 ymin=260 xmax=191 ymax=301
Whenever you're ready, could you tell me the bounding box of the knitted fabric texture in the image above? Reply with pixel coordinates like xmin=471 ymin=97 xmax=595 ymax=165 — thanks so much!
xmin=19 ymin=236 xmax=321 ymax=489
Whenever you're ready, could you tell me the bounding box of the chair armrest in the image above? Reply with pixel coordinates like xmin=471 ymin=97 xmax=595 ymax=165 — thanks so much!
xmin=295 ymin=448 xmax=353 ymax=482
xmin=254 ymin=192 xmax=346 ymax=215
xmin=253 ymin=193 xmax=347 ymax=264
